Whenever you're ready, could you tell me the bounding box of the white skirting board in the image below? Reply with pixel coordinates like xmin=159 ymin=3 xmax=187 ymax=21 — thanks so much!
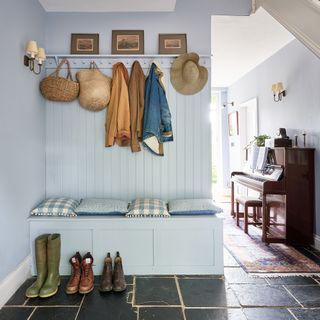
xmin=0 ymin=256 xmax=31 ymax=309
xmin=29 ymin=216 xmax=224 ymax=276
xmin=314 ymin=234 xmax=320 ymax=251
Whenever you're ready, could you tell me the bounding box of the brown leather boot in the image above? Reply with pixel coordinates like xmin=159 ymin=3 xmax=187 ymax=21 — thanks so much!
xmin=99 ymin=253 xmax=113 ymax=292
xmin=79 ymin=252 xmax=94 ymax=294
xmin=65 ymin=252 xmax=82 ymax=294
xmin=113 ymin=252 xmax=127 ymax=292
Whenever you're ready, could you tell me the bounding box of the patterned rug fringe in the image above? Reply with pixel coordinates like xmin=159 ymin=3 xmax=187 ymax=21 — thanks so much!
xmin=249 ymin=272 xmax=320 ymax=278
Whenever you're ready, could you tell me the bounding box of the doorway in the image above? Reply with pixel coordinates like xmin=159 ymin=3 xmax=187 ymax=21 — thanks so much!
xmin=229 ymin=98 xmax=258 ymax=173
xmin=210 ymin=90 xmax=230 ymax=202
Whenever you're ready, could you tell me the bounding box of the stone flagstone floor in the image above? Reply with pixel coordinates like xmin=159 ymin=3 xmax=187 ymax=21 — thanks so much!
xmin=2 ymin=207 xmax=320 ymax=320
xmin=2 ymin=267 xmax=320 ymax=320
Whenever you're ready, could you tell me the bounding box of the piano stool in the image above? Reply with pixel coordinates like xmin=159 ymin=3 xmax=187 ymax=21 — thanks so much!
xmin=235 ymin=196 xmax=262 ymax=234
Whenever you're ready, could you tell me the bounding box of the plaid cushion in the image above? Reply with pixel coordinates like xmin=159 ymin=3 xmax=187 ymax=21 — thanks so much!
xmin=127 ymin=199 xmax=170 ymax=218
xmin=31 ymin=198 xmax=79 ymax=217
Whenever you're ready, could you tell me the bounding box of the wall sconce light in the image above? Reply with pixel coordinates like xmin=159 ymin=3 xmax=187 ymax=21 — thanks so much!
xmin=223 ymin=101 xmax=234 ymax=108
xmin=24 ymin=40 xmax=46 ymax=75
xmin=272 ymin=82 xmax=286 ymax=102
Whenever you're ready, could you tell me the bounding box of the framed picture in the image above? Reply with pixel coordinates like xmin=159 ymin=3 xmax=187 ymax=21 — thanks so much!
xmin=71 ymin=33 xmax=99 ymax=54
xmin=228 ymin=111 xmax=239 ymax=136
xmin=159 ymin=33 xmax=187 ymax=54
xmin=112 ymin=30 xmax=144 ymax=54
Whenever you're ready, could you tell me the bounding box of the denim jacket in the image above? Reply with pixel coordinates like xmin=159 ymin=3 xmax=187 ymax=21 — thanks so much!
xmin=142 ymin=62 xmax=173 ymax=156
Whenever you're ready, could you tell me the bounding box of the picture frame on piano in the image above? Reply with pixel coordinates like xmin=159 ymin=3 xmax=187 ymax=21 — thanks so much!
xmin=228 ymin=111 xmax=239 ymax=136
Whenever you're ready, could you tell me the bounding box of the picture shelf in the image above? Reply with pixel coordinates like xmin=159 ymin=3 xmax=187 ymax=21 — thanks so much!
xmin=46 ymin=53 xmax=212 ymax=68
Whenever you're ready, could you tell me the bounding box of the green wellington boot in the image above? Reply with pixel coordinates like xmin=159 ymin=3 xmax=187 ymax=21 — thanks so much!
xmin=26 ymin=234 xmax=50 ymax=298
xmin=39 ymin=234 xmax=61 ymax=298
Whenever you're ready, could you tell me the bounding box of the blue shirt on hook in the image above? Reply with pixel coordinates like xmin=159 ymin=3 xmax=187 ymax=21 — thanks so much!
xmin=142 ymin=62 xmax=173 ymax=156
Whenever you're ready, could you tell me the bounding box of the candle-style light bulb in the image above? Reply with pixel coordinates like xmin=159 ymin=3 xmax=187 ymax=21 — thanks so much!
xmin=302 ymin=131 xmax=307 ymax=147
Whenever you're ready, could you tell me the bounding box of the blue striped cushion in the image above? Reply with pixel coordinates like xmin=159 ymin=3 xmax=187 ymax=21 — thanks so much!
xmin=168 ymin=199 xmax=222 ymax=216
xmin=75 ymin=198 xmax=128 ymax=216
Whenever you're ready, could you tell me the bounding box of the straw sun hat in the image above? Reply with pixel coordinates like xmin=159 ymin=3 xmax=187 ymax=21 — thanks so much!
xmin=170 ymin=52 xmax=208 ymax=95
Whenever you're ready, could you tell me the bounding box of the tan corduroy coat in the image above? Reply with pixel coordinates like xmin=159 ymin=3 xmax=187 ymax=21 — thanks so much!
xmin=105 ymin=63 xmax=131 ymax=147
xmin=129 ymin=61 xmax=145 ymax=152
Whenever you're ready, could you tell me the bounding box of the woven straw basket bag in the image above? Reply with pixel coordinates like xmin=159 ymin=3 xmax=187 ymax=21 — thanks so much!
xmin=76 ymin=62 xmax=111 ymax=112
xmin=40 ymin=59 xmax=79 ymax=102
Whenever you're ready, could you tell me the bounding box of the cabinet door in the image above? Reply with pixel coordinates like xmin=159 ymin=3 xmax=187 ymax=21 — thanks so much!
xmin=155 ymin=228 xmax=215 ymax=267
xmin=94 ymin=229 xmax=154 ymax=274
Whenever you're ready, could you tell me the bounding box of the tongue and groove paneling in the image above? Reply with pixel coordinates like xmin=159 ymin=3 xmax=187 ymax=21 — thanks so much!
xmin=45 ymin=57 xmax=212 ymax=201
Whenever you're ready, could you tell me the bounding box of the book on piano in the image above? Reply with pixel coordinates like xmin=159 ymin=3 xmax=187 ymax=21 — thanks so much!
xmin=249 ymin=146 xmax=269 ymax=171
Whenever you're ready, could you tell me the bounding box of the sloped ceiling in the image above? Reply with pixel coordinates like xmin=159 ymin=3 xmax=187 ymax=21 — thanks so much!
xmin=38 ymin=0 xmax=177 ymax=12
xmin=212 ymin=7 xmax=295 ymax=87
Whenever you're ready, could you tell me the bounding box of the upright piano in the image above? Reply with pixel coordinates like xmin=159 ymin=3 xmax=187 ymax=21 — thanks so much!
xmin=231 ymin=147 xmax=315 ymax=245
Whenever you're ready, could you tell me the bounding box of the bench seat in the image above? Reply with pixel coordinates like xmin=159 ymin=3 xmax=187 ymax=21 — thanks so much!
xmin=29 ymin=216 xmax=224 ymax=275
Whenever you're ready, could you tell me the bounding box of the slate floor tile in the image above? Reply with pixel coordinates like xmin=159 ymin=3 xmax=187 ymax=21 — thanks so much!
xmin=139 ymin=307 xmax=184 ymax=320
xmin=5 ymin=278 xmax=35 ymax=305
xmin=286 ymin=285 xmax=320 ymax=307
xmin=137 ymin=275 xmax=175 ymax=279
xmin=126 ymin=285 xmax=134 ymax=304
xmin=291 ymin=308 xmax=320 ymax=320
xmin=224 ymin=267 xmax=266 ymax=284
xmin=311 ymin=251 xmax=320 ymax=258
xmin=303 ymin=245 xmax=319 ymax=252
xmin=0 ymin=307 xmax=34 ymax=320
xmin=177 ymin=275 xmax=223 ymax=279
xmin=224 ymin=248 xmax=240 ymax=267
xmin=295 ymin=247 xmax=320 ymax=264
xmin=266 ymin=276 xmax=318 ymax=285
xmin=94 ymin=275 xmax=133 ymax=285
xmin=30 ymin=306 xmax=78 ymax=320
xmin=126 ymin=275 xmax=134 ymax=284
xmin=243 ymin=308 xmax=295 ymax=320
xmin=179 ymin=278 xmax=240 ymax=307
xmin=77 ymin=286 xmax=137 ymax=320
xmin=185 ymin=308 xmax=246 ymax=320
xmin=135 ymin=277 xmax=180 ymax=306
xmin=231 ymin=284 xmax=299 ymax=307
xmin=26 ymin=278 xmax=83 ymax=306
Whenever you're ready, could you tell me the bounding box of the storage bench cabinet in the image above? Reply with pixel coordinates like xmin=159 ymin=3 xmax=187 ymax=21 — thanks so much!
xmin=29 ymin=216 xmax=223 ymax=275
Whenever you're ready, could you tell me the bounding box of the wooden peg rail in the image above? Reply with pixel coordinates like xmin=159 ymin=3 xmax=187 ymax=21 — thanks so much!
xmin=45 ymin=54 xmax=212 ymax=69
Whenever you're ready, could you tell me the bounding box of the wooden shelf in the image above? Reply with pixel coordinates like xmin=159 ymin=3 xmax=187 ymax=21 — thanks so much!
xmin=47 ymin=53 xmax=212 ymax=58
xmin=46 ymin=53 xmax=212 ymax=65
xmin=45 ymin=54 xmax=212 ymax=70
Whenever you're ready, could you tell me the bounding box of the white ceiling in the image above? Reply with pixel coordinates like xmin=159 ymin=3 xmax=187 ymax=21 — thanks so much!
xmin=309 ymin=0 xmax=320 ymax=8
xmin=211 ymin=8 xmax=295 ymax=88
xmin=38 ymin=0 xmax=177 ymax=12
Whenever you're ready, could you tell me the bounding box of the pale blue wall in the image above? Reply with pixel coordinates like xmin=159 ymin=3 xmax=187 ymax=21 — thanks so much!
xmin=43 ymin=0 xmax=251 ymax=201
xmin=0 ymin=0 xmax=251 ymax=282
xmin=44 ymin=0 xmax=251 ymax=54
xmin=228 ymin=39 xmax=320 ymax=235
xmin=0 ymin=0 xmax=46 ymax=281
